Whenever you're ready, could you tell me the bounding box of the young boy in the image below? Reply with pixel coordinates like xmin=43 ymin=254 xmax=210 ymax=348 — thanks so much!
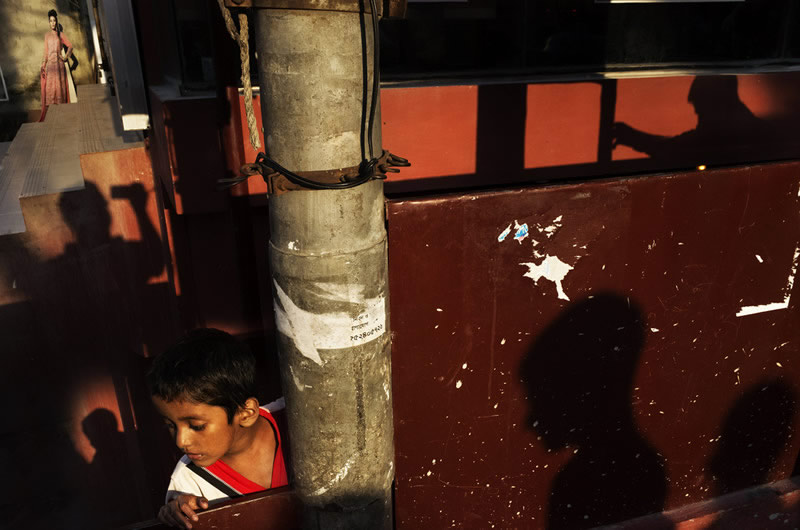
xmin=147 ymin=328 xmax=288 ymax=529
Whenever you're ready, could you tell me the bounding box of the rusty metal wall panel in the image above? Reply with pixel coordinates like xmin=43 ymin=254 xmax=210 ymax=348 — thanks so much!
xmin=387 ymin=162 xmax=800 ymax=529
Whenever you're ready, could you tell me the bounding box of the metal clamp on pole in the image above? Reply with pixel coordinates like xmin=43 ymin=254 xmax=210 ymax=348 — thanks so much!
xmin=220 ymin=150 xmax=410 ymax=194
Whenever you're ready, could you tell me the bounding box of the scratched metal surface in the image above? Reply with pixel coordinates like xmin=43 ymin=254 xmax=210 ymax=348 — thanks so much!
xmin=387 ymin=162 xmax=800 ymax=529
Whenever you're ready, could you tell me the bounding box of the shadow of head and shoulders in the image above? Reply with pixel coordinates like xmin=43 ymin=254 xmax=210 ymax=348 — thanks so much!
xmin=521 ymin=293 xmax=669 ymax=529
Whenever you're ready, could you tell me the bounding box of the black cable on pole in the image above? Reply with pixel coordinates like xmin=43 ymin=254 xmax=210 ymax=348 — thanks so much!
xmin=255 ymin=153 xmax=372 ymax=190
xmin=367 ymin=0 xmax=380 ymax=162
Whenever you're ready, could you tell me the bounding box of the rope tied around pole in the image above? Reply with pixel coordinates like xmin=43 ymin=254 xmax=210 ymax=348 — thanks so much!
xmin=217 ymin=0 xmax=261 ymax=151
xmin=216 ymin=0 xmax=410 ymax=192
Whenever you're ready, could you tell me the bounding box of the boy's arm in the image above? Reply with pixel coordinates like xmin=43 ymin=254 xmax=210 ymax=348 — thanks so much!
xmin=161 ymin=460 xmax=213 ymax=528
xmin=159 ymin=494 xmax=208 ymax=529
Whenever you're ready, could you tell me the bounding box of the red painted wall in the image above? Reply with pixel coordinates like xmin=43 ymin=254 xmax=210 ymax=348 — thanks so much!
xmin=378 ymin=73 xmax=800 ymax=194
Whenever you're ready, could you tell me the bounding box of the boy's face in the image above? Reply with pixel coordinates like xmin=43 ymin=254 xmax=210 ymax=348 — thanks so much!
xmin=152 ymin=397 xmax=239 ymax=467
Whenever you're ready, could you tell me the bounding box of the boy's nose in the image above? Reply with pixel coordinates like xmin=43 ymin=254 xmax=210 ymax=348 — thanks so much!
xmin=175 ymin=428 xmax=191 ymax=450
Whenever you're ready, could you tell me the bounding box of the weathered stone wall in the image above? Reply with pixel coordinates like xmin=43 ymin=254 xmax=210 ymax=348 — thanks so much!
xmin=1 ymin=1 xmax=95 ymax=112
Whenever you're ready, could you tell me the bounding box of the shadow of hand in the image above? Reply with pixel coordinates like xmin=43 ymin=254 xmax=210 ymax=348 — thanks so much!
xmin=612 ymin=122 xmax=636 ymax=149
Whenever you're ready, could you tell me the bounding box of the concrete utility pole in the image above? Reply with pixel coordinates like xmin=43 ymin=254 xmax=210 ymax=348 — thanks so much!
xmin=250 ymin=3 xmax=398 ymax=528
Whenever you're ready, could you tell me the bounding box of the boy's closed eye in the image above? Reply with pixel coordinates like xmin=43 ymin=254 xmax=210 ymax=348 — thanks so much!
xmin=189 ymin=423 xmax=206 ymax=432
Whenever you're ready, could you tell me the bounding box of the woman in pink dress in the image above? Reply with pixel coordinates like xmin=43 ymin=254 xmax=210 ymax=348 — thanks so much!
xmin=39 ymin=9 xmax=73 ymax=122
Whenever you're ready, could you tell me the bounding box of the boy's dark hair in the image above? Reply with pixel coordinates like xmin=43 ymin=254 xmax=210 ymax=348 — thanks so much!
xmin=48 ymin=9 xmax=57 ymax=18
xmin=147 ymin=328 xmax=257 ymax=423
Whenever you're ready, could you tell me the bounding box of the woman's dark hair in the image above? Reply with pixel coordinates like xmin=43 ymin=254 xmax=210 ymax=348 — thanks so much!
xmin=48 ymin=10 xmax=60 ymax=36
xmin=146 ymin=328 xmax=257 ymax=423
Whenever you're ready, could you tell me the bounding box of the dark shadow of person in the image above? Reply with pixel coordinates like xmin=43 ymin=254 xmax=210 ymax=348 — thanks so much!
xmin=0 ymin=416 xmax=90 ymax=530
xmin=710 ymin=381 xmax=796 ymax=494
xmin=704 ymin=381 xmax=796 ymax=530
xmin=52 ymin=179 xmax=165 ymax=357
xmin=82 ymin=408 xmax=137 ymax=528
xmin=520 ymin=293 xmax=671 ymax=529
xmin=612 ymin=75 xmax=767 ymax=165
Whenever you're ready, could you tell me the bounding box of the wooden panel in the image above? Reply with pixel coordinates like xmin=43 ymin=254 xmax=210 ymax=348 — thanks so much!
xmin=177 ymin=204 xmax=266 ymax=336
xmin=149 ymin=89 xmax=229 ymax=214
xmin=387 ymin=161 xmax=800 ymax=529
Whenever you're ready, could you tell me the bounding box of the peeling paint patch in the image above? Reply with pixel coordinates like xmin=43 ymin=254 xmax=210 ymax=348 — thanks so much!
xmin=529 ymin=215 xmax=564 ymax=240
xmin=455 ymin=380 xmax=463 ymax=389
xmin=520 ymin=255 xmax=575 ymax=301
xmin=541 ymin=215 xmax=563 ymax=238
xmin=736 ymin=301 xmax=789 ymax=317
xmin=514 ymin=221 xmax=529 ymax=243
xmin=755 ymin=254 xmax=763 ymax=263
xmin=788 ymin=246 xmax=800 ymax=293
xmin=737 ymin=244 xmax=800 ymax=317
xmin=288 ymin=241 xmax=298 ymax=250
xmin=498 ymin=224 xmax=512 ymax=242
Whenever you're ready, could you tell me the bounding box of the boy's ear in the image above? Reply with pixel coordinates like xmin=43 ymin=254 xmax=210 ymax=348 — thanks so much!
xmin=236 ymin=397 xmax=261 ymax=427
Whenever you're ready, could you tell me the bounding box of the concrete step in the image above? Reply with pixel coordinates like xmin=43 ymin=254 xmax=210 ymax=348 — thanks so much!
xmin=78 ymin=82 xmax=112 ymax=101
xmin=75 ymin=85 xmax=144 ymax=153
xmin=0 ymin=83 xmax=145 ymax=235
xmin=0 ymin=127 xmax=35 ymax=235
xmin=20 ymin=105 xmax=84 ymax=198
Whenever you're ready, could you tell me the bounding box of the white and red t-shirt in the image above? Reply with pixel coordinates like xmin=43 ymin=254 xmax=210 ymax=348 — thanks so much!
xmin=165 ymin=404 xmax=288 ymax=503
